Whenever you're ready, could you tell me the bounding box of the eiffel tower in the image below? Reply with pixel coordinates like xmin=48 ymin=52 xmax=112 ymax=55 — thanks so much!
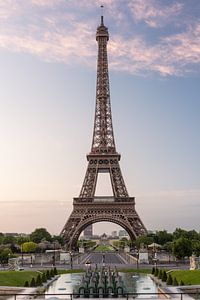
xmin=61 ymin=14 xmax=147 ymax=250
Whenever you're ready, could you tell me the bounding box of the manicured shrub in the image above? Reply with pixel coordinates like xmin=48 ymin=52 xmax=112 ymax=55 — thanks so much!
xmin=166 ymin=274 xmax=173 ymax=285
xmin=173 ymin=277 xmax=178 ymax=286
xmin=24 ymin=281 xmax=29 ymax=287
xmin=154 ymin=268 xmax=159 ymax=277
xmin=151 ymin=267 xmax=155 ymax=274
xmin=36 ymin=274 xmax=42 ymax=286
xmin=46 ymin=270 xmax=51 ymax=280
xmin=162 ymin=270 xmax=167 ymax=282
xmin=180 ymin=280 xmax=185 ymax=286
xmin=158 ymin=269 xmax=163 ymax=279
xmin=53 ymin=267 xmax=58 ymax=275
xmin=30 ymin=277 xmax=36 ymax=287
xmin=42 ymin=272 xmax=47 ymax=283
xmin=50 ymin=269 xmax=54 ymax=277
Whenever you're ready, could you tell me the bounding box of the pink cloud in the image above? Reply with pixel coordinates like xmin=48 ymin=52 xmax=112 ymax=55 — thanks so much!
xmin=128 ymin=0 xmax=183 ymax=28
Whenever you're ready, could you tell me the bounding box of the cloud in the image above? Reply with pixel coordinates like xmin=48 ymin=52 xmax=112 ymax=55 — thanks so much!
xmin=128 ymin=0 xmax=183 ymax=28
xmin=0 ymin=0 xmax=199 ymax=76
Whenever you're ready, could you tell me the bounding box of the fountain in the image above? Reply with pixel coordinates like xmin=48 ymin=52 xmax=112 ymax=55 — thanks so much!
xmin=74 ymin=266 xmax=126 ymax=298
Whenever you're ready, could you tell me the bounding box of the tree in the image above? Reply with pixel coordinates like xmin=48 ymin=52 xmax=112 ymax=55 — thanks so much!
xmin=173 ymin=277 xmax=178 ymax=286
xmin=154 ymin=230 xmax=173 ymax=245
xmin=162 ymin=270 xmax=167 ymax=282
xmin=192 ymin=240 xmax=200 ymax=256
xmin=30 ymin=277 xmax=36 ymax=287
xmin=0 ymin=248 xmax=12 ymax=263
xmin=135 ymin=235 xmax=154 ymax=248
xmin=166 ymin=274 xmax=173 ymax=285
xmin=30 ymin=228 xmax=52 ymax=243
xmin=173 ymin=228 xmax=188 ymax=240
xmin=22 ymin=242 xmax=37 ymax=253
xmin=172 ymin=237 xmax=192 ymax=259
xmin=158 ymin=269 xmax=163 ymax=279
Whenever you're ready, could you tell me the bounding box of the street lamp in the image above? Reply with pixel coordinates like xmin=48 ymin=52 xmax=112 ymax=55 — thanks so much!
xmin=136 ymin=249 xmax=139 ymax=269
xmin=21 ymin=244 xmax=24 ymax=267
xmin=69 ymin=251 xmax=73 ymax=269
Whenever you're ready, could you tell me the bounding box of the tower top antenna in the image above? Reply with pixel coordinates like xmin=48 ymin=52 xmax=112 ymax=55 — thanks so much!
xmin=100 ymin=5 xmax=104 ymax=25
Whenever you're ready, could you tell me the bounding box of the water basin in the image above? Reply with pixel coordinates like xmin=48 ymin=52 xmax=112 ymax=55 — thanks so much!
xmin=45 ymin=272 xmax=158 ymax=299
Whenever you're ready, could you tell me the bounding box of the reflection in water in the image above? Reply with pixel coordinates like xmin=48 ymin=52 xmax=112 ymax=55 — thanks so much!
xmin=45 ymin=273 xmax=158 ymax=299
xmin=120 ymin=273 xmax=158 ymax=298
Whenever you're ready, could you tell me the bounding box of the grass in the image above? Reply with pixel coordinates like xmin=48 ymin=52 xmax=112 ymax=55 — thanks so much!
xmin=118 ymin=268 xmax=151 ymax=274
xmin=94 ymin=245 xmax=114 ymax=252
xmin=0 ymin=269 xmax=84 ymax=287
xmin=0 ymin=270 xmax=38 ymax=287
xmin=170 ymin=270 xmax=200 ymax=285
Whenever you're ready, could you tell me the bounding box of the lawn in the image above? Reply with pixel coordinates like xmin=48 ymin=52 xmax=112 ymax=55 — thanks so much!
xmin=94 ymin=245 xmax=114 ymax=252
xmin=170 ymin=270 xmax=200 ymax=285
xmin=0 ymin=269 xmax=84 ymax=287
xmin=0 ymin=270 xmax=38 ymax=287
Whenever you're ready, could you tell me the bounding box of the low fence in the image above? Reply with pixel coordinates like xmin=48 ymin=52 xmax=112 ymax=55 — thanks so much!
xmin=0 ymin=291 xmax=199 ymax=300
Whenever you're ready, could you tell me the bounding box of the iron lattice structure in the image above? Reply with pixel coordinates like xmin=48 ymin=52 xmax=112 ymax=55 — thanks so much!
xmin=61 ymin=16 xmax=147 ymax=250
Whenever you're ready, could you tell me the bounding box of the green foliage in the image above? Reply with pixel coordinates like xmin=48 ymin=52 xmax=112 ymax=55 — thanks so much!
xmin=16 ymin=236 xmax=30 ymax=245
xmin=173 ymin=237 xmax=192 ymax=259
xmin=180 ymin=280 xmax=185 ymax=286
xmin=50 ymin=269 xmax=54 ymax=277
xmin=154 ymin=268 xmax=159 ymax=277
xmin=135 ymin=235 xmax=154 ymax=248
xmin=170 ymin=270 xmax=200 ymax=285
xmin=30 ymin=228 xmax=52 ymax=243
xmin=154 ymin=230 xmax=173 ymax=245
xmin=162 ymin=270 xmax=167 ymax=282
xmin=2 ymin=235 xmax=16 ymax=245
xmin=166 ymin=274 xmax=173 ymax=285
xmin=173 ymin=277 xmax=178 ymax=286
xmin=24 ymin=280 xmax=29 ymax=287
xmin=0 ymin=271 xmax=37 ymax=287
xmin=151 ymin=267 xmax=155 ymax=275
xmin=36 ymin=274 xmax=42 ymax=286
xmin=192 ymin=240 xmax=200 ymax=256
xmin=30 ymin=277 xmax=36 ymax=287
xmin=0 ymin=248 xmax=13 ymax=263
xmin=46 ymin=270 xmax=51 ymax=280
xmin=158 ymin=269 xmax=163 ymax=279
xmin=53 ymin=267 xmax=58 ymax=275
xmin=22 ymin=242 xmax=37 ymax=253
xmin=42 ymin=272 xmax=47 ymax=283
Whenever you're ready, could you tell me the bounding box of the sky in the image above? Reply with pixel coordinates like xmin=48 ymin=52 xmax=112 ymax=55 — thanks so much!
xmin=0 ymin=0 xmax=199 ymax=236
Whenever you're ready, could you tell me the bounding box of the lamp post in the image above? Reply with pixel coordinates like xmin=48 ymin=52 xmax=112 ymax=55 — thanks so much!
xmin=136 ymin=249 xmax=139 ymax=269
xmin=21 ymin=244 xmax=24 ymax=267
xmin=69 ymin=251 xmax=73 ymax=269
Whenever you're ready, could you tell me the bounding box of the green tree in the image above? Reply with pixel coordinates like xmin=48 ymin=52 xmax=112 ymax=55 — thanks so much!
xmin=30 ymin=228 xmax=52 ymax=243
xmin=162 ymin=270 xmax=167 ymax=282
xmin=173 ymin=228 xmax=188 ymax=240
xmin=2 ymin=235 xmax=16 ymax=245
xmin=24 ymin=281 xmax=29 ymax=287
xmin=0 ymin=248 xmax=12 ymax=263
xmin=42 ymin=272 xmax=47 ymax=283
xmin=172 ymin=237 xmax=192 ymax=259
xmin=22 ymin=242 xmax=37 ymax=253
xmin=173 ymin=277 xmax=178 ymax=286
xmin=158 ymin=269 xmax=163 ymax=279
xmin=154 ymin=230 xmax=173 ymax=245
xmin=135 ymin=235 xmax=154 ymax=248
xmin=192 ymin=240 xmax=200 ymax=256
xmin=154 ymin=268 xmax=159 ymax=277
xmin=166 ymin=274 xmax=173 ymax=285
xmin=36 ymin=274 xmax=42 ymax=286
xmin=30 ymin=277 xmax=36 ymax=287
xmin=151 ymin=267 xmax=155 ymax=275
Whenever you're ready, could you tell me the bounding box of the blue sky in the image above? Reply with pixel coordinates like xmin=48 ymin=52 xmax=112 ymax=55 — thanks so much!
xmin=0 ymin=0 xmax=199 ymax=235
